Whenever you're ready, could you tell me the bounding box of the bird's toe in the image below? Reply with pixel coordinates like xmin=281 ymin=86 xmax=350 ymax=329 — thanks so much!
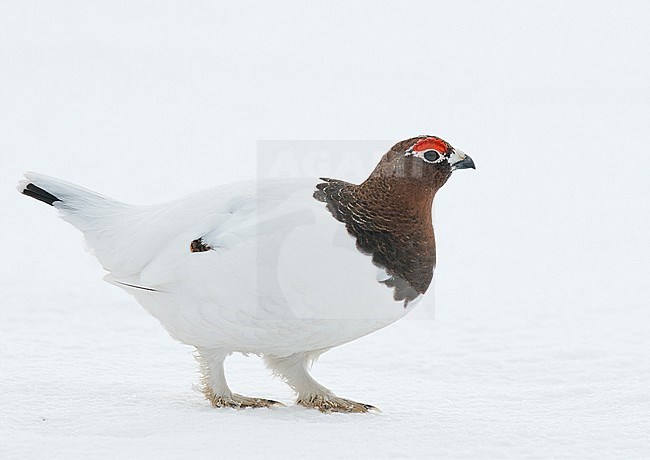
xmin=208 ymin=393 xmax=285 ymax=409
xmin=298 ymin=394 xmax=380 ymax=413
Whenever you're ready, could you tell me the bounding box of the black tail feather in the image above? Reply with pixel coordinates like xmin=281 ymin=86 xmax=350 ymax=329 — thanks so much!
xmin=22 ymin=183 xmax=61 ymax=206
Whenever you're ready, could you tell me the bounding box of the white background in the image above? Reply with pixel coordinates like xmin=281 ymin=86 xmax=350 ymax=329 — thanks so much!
xmin=1 ymin=1 xmax=649 ymax=458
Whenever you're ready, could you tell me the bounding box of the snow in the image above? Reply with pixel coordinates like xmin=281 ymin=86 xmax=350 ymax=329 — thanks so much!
xmin=1 ymin=0 xmax=649 ymax=458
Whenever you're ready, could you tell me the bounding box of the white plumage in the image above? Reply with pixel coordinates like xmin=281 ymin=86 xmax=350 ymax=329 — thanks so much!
xmin=19 ymin=136 xmax=473 ymax=412
xmin=19 ymin=172 xmax=413 ymax=411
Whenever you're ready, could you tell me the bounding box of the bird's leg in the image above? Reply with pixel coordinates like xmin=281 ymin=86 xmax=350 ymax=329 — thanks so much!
xmin=264 ymin=352 xmax=379 ymax=413
xmin=196 ymin=348 xmax=284 ymax=409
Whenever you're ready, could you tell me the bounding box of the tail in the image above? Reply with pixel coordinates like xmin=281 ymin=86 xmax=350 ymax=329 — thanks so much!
xmin=21 ymin=182 xmax=62 ymax=206
xmin=18 ymin=172 xmax=121 ymax=206
xmin=18 ymin=172 xmax=144 ymax=276
xmin=18 ymin=172 xmax=128 ymax=230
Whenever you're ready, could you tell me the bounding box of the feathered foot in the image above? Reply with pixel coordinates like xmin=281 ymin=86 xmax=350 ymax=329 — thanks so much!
xmin=197 ymin=348 xmax=285 ymax=409
xmin=297 ymin=394 xmax=380 ymax=413
xmin=264 ymin=353 xmax=380 ymax=414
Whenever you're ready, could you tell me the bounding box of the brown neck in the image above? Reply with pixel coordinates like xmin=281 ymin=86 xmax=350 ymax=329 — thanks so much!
xmin=313 ymin=173 xmax=439 ymax=304
xmin=357 ymin=174 xmax=436 ymax=230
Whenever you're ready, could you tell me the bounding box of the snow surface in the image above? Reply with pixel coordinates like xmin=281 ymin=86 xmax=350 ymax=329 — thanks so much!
xmin=1 ymin=1 xmax=650 ymax=458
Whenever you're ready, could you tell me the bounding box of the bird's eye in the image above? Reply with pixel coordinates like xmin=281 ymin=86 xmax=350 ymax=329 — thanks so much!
xmin=423 ymin=150 xmax=440 ymax=163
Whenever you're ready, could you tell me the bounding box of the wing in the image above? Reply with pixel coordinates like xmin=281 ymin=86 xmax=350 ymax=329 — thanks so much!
xmin=112 ymin=178 xmax=321 ymax=288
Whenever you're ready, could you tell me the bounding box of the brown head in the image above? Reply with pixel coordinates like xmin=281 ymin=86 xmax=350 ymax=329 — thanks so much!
xmin=366 ymin=135 xmax=475 ymax=195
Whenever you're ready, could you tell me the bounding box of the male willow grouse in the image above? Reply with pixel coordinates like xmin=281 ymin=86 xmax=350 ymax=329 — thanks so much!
xmin=18 ymin=135 xmax=474 ymax=413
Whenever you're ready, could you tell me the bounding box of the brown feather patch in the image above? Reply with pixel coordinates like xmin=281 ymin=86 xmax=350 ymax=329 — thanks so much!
xmin=313 ymin=137 xmax=453 ymax=307
xmin=190 ymin=237 xmax=213 ymax=253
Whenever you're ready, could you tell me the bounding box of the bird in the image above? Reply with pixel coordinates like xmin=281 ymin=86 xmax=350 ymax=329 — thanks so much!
xmin=18 ymin=135 xmax=475 ymax=413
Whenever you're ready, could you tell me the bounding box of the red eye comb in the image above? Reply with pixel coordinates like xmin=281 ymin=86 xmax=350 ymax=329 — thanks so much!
xmin=412 ymin=137 xmax=449 ymax=154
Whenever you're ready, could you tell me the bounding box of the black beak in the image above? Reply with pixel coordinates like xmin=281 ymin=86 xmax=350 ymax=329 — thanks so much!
xmin=453 ymin=154 xmax=476 ymax=170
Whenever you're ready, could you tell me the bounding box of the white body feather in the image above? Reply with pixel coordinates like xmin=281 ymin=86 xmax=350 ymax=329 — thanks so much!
xmin=21 ymin=173 xmax=422 ymax=357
